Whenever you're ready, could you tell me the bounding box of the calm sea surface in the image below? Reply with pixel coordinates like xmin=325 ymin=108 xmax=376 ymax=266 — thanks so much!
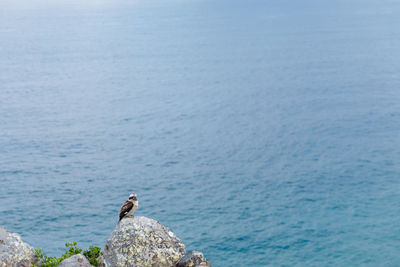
xmin=1 ymin=0 xmax=400 ymax=265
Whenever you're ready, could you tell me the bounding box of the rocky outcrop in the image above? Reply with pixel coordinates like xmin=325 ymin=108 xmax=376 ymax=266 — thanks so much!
xmin=58 ymin=254 xmax=94 ymax=267
xmin=102 ymin=216 xmax=186 ymax=267
xmin=176 ymin=251 xmax=211 ymax=267
xmin=0 ymin=216 xmax=211 ymax=267
xmin=0 ymin=226 xmax=36 ymax=267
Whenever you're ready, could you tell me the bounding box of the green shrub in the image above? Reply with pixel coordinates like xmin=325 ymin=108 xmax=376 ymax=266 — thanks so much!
xmin=83 ymin=245 xmax=102 ymax=266
xmin=33 ymin=242 xmax=102 ymax=267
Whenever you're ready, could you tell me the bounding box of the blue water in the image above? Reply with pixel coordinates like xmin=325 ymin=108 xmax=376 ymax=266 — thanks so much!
xmin=1 ymin=0 xmax=400 ymax=265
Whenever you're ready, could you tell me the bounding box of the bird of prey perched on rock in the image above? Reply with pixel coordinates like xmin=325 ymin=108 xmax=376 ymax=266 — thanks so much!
xmin=119 ymin=194 xmax=138 ymax=221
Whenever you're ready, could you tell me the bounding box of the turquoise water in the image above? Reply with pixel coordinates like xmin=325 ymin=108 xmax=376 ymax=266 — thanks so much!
xmin=1 ymin=0 xmax=400 ymax=265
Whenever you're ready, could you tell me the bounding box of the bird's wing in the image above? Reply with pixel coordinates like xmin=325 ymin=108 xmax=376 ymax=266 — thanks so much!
xmin=119 ymin=200 xmax=133 ymax=220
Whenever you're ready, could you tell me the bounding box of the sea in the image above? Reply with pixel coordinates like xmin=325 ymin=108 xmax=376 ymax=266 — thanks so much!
xmin=1 ymin=0 xmax=400 ymax=266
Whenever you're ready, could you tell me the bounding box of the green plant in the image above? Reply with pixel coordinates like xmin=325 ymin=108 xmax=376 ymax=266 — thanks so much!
xmin=33 ymin=242 xmax=102 ymax=267
xmin=83 ymin=245 xmax=102 ymax=266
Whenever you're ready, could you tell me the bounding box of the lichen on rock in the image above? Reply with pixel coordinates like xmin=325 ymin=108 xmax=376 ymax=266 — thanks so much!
xmin=176 ymin=250 xmax=211 ymax=267
xmin=102 ymin=216 xmax=186 ymax=267
xmin=0 ymin=226 xmax=36 ymax=267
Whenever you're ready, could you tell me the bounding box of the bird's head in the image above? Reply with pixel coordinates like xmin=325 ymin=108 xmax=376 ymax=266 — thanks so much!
xmin=129 ymin=194 xmax=137 ymax=201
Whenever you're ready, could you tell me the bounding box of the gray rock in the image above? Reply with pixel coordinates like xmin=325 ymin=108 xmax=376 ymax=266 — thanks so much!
xmin=0 ymin=226 xmax=35 ymax=267
xmin=176 ymin=251 xmax=211 ymax=267
xmin=58 ymin=254 xmax=93 ymax=267
xmin=102 ymin=216 xmax=186 ymax=267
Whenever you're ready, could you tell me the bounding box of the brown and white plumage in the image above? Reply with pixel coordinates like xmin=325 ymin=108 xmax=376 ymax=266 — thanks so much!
xmin=119 ymin=194 xmax=138 ymax=221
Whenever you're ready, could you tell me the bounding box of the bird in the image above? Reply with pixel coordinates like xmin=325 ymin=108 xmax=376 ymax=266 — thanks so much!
xmin=119 ymin=193 xmax=139 ymax=221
